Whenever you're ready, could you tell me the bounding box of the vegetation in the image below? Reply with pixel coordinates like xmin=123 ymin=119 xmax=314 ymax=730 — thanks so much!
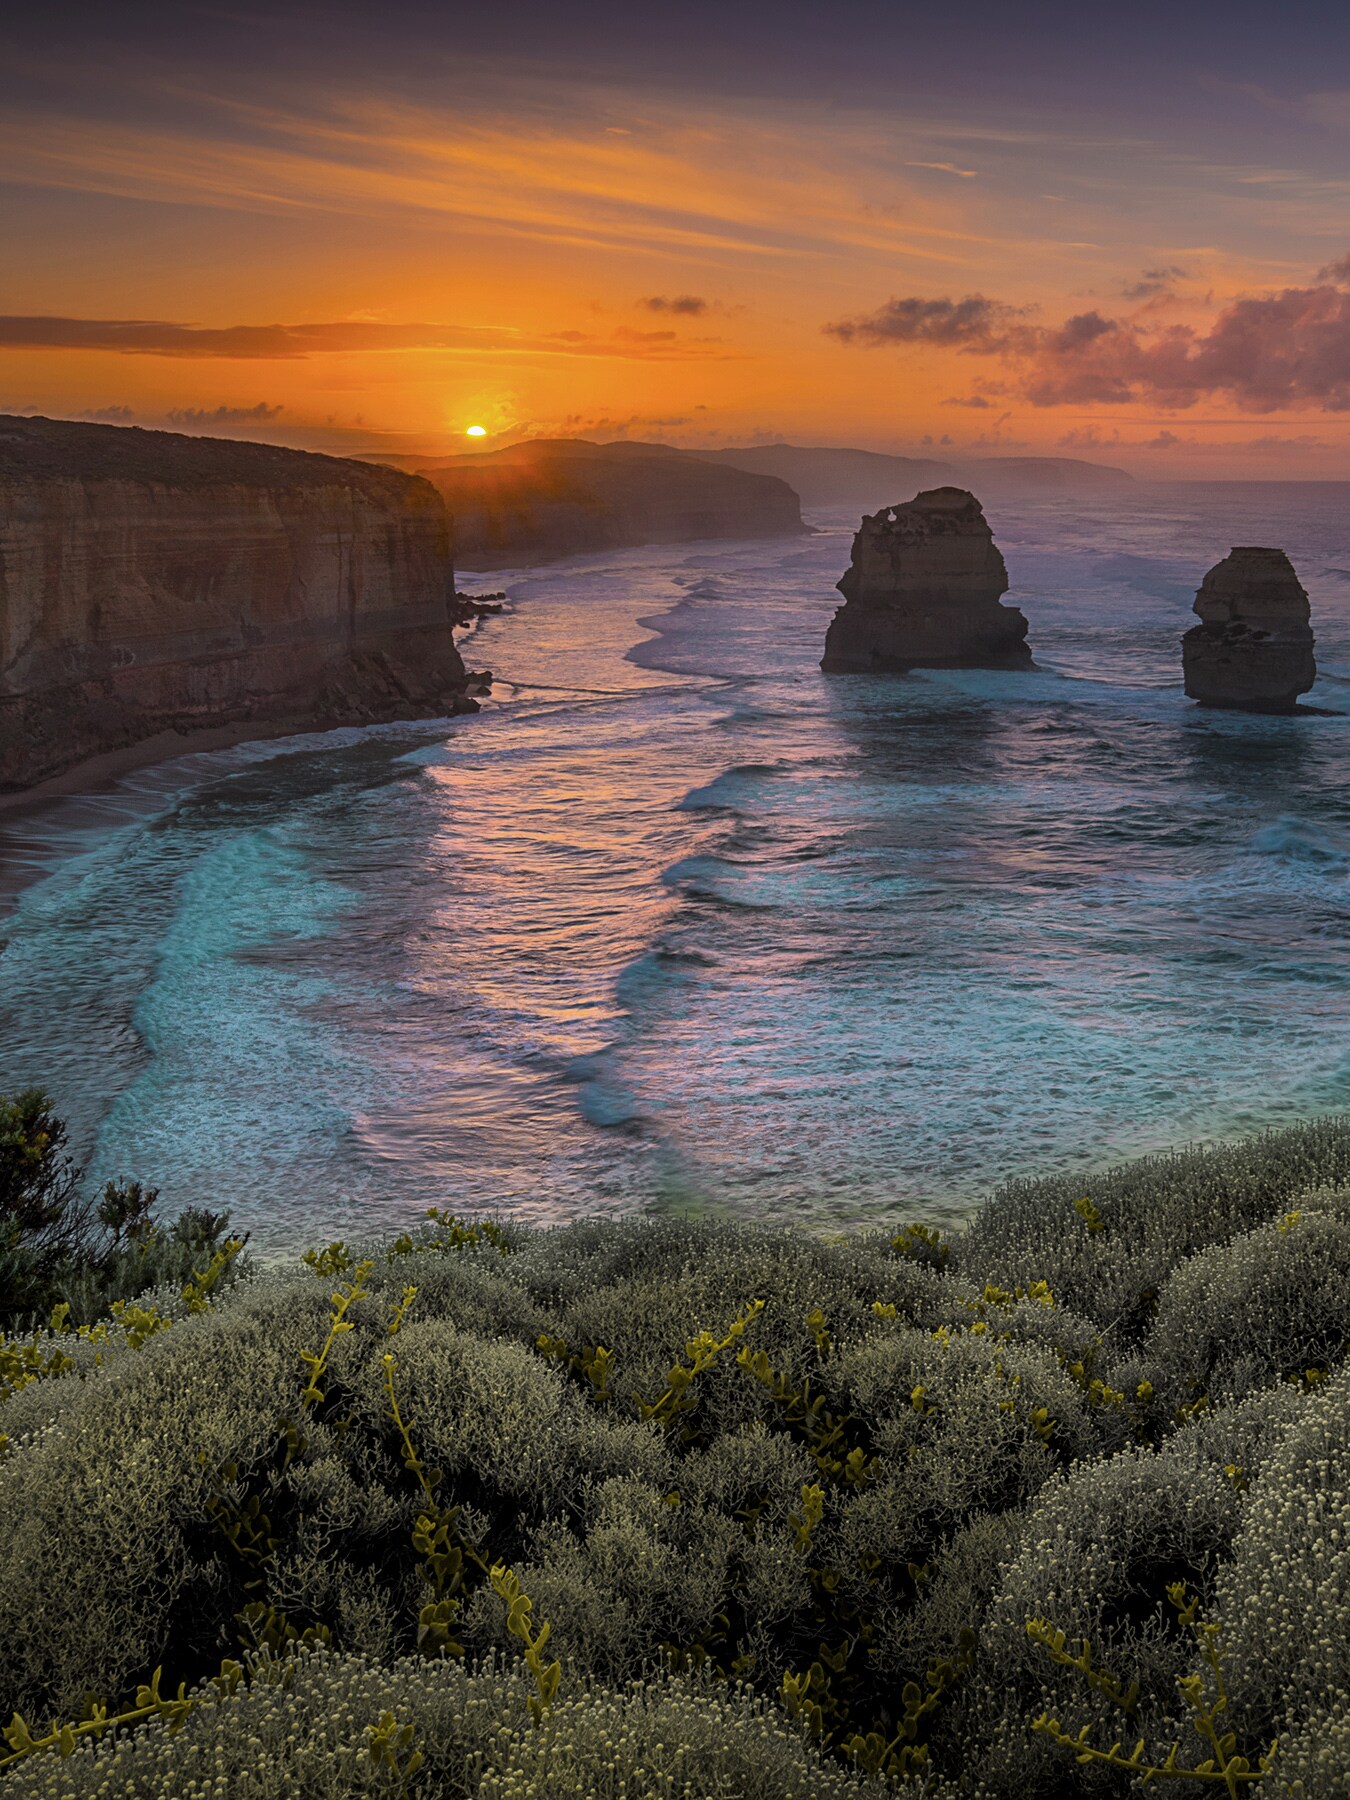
xmin=0 ymin=1088 xmax=241 ymax=1330
xmin=0 ymin=1101 xmax=1348 ymax=1796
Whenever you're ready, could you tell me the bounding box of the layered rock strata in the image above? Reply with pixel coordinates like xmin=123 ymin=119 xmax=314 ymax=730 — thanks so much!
xmin=0 ymin=415 xmax=476 ymax=790
xmin=1181 ymin=548 xmax=1316 ymax=713
xmin=821 ymin=487 xmax=1031 ymax=672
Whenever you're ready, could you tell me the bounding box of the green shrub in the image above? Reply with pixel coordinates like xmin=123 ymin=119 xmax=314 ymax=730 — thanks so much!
xmin=956 ymin=1116 xmax=1350 ymax=1341
xmin=3 ymin=1116 xmax=1350 ymax=1797
xmin=0 ymin=1087 xmax=241 ymax=1329
xmin=1146 ymin=1203 xmax=1350 ymax=1404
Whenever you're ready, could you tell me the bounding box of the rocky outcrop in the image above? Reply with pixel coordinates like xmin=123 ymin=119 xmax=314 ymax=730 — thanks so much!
xmin=421 ymin=439 xmax=808 ymax=568
xmin=1182 ymin=547 xmax=1315 ymax=713
xmin=821 ymin=487 xmax=1031 ymax=672
xmin=0 ymin=415 xmax=477 ymax=790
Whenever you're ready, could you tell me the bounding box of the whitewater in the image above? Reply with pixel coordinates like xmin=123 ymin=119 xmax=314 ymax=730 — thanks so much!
xmin=3 ymin=481 xmax=1350 ymax=1251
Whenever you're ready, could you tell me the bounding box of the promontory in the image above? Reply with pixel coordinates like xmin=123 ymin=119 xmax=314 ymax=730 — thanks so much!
xmin=821 ymin=487 xmax=1032 ymax=672
xmin=0 ymin=415 xmax=477 ymax=791
xmin=414 ymin=438 xmax=808 ymax=568
xmin=1181 ymin=546 xmax=1316 ymax=713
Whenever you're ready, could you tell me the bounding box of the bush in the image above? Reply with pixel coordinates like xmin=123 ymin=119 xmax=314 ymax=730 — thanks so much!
xmin=2 ymin=1112 xmax=1349 ymax=1797
xmin=0 ymin=1087 xmax=241 ymax=1329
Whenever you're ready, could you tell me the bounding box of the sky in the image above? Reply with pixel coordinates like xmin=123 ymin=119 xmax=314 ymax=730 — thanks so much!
xmin=7 ymin=2 xmax=1350 ymax=474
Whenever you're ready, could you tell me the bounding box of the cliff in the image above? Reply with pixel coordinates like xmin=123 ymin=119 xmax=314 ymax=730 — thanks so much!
xmin=0 ymin=415 xmax=476 ymax=791
xmin=821 ymin=487 xmax=1032 ymax=672
xmin=420 ymin=439 xmax=808 ymax=568
xmin=1182 ymin=546 xmax=1316 ymax=713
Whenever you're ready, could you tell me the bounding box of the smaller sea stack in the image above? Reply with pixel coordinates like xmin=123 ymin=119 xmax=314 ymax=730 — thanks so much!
xmin=821 ymin=487 xmax=1031 ymax=672
xmin=1182 ymin=547 xmax=1315 ymax=713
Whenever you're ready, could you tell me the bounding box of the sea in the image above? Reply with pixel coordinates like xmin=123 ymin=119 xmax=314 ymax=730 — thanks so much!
xmin=3 ymin=482 xmax=1350 ymax=1253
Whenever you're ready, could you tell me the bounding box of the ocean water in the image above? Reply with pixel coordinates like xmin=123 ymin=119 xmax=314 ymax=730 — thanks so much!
xmin=3 ymin=482 xmax=1350 ymax=1251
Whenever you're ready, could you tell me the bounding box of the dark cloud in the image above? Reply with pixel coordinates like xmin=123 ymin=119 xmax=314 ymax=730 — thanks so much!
xmin=166 ymin=402 xmax=284 ymax=425
xmin=1122 ymin=264 xmax=1188 ymax=299
xmin=1024 ymin=279 xmax=1350 ymax=410
xmin=942 ymin=394 xmax=993 ymax=408
xmin=640 ymin=295 xmax=709 ymax=315
xmin=79 ymin=403 xmax=136 ymax=422
xmin=0 ymin=316 xmax=725 ymax=363
xmin=824 ymin=294 xmax=1022 ymax=349
xmin=831 ymin=254 xmax=1350 ymax=413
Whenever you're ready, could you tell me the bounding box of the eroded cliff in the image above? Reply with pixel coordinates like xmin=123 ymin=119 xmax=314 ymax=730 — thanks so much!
xmin=0 ymin=416 xmax=477 ymax=790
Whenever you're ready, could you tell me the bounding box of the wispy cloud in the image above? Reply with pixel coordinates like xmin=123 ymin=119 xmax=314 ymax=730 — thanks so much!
xmin=906 ymin=161 xmax=978 ymax=178
xmin=0 ymin=316 xmax=733 ymax=362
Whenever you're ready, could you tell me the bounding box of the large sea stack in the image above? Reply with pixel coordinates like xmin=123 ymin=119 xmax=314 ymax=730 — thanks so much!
xmin=821 ymin=487 xmax=1031 ymax=672
xmin=0 ymin=414 xmax=477 ymax=791
xmin=1182 ymin=547 xmax=1315 ymax=713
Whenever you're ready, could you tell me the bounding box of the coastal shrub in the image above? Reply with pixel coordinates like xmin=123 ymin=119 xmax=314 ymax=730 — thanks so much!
xmin=1213 ymin=1367 xmax=1350 ymax=1740
xmin=0 ymin=1087 xmax=241 ymax=1328
xmin=0 ymin=1645 xmax=912 ymax=1800
xmin=3 ymin=1118 xmax=1350 ymax=1797
xmin=1146 ymin=1203 xmax=1350 ymax=1404
xmin=956 ymin=1115 xmax=1350 ymax=1341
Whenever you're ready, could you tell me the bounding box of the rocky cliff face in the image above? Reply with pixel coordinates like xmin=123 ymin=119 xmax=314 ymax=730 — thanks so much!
xmin=1182 ymin=547 xmax=1315 ymax=713
xmin=0 ymin=415 xmax=476 ymax=790
xmin=422 ymin=439 xmax=808 ymax=568
xmin=821 ymin=487 xmax=1032 ymax=672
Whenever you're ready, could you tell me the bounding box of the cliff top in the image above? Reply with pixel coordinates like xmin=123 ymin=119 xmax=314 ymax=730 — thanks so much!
xmin=0 ymin=414 xmax=433 ymax=502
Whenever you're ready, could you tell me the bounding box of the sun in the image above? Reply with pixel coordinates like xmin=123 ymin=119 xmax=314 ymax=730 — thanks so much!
xmin=465 ymin=424 xmax=487 ymax=438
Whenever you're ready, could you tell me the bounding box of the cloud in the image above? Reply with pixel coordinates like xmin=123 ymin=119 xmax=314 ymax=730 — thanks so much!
xmin=639 ymin=295 xmax=708 ymax=315
xmin=905 ymin=161 xmax=978 ymax=178
xmin=1122 ymin=264 xmax=1188 ymax=299
xmin=166 ymin=402 xmax=284 ymax=426
xmin=831 ymin=252 xmax=1350 ymax=413
xmin=1021 ymin=281 xmax=1350 ymax=410
xmin=942 ymin=394 xmax=992 ymax=408
xmin=78 ymin=403 xmax=137 ymax=422
xmin=824 ymin=294 xmax=1023 ymax=349
xmin=0 ymin=316 xmax=730 ymax=363
xmin=516 ymin=411 xmax=694 ymax=441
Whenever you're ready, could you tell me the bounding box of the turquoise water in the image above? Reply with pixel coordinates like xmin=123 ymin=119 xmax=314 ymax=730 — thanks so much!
xmin=3 ymin=483 xmax=1350 ymax=1249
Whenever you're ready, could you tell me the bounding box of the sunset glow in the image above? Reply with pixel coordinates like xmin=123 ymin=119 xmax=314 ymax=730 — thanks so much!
xmin=6 ymin=3 xmax=1350 ymax=475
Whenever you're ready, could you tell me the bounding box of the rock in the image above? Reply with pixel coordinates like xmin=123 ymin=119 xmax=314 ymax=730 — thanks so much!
xmin=821 ymin=487 xmax=1032 ymax=672
xmin=0 ymin=414 xmax=477 ymax=791
xmin=1182 ymin=547 xmax=1315 ymax=713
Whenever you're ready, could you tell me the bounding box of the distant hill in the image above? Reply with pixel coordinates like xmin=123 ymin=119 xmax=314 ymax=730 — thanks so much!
xmin=690 ymin=444 xmax=1133 ymax=509
xmin=958 ymin=456 xmax=1134 ymax=494
xmin=693 ymin=444 xmax=958 ymax=510
xmin=413 ymin=438 xmax=807 ymax=568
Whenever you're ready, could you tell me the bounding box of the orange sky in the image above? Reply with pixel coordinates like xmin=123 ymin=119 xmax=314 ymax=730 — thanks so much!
xmin=6 ymin=5 xmax=1350 ymax=476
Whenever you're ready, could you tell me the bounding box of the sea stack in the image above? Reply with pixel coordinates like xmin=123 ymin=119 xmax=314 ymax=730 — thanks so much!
xmin=1182 ymin=547 xmax=1315 ymax=713
xmin=820 ymin=487 xmax=1031 ymax=672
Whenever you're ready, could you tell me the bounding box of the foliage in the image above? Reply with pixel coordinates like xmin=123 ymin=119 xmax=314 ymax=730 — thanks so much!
xmin=0 ymin=1088 xmax=243 ymax=1329
xmin=3 ymin=1113 xmax=1350 ymax=1795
